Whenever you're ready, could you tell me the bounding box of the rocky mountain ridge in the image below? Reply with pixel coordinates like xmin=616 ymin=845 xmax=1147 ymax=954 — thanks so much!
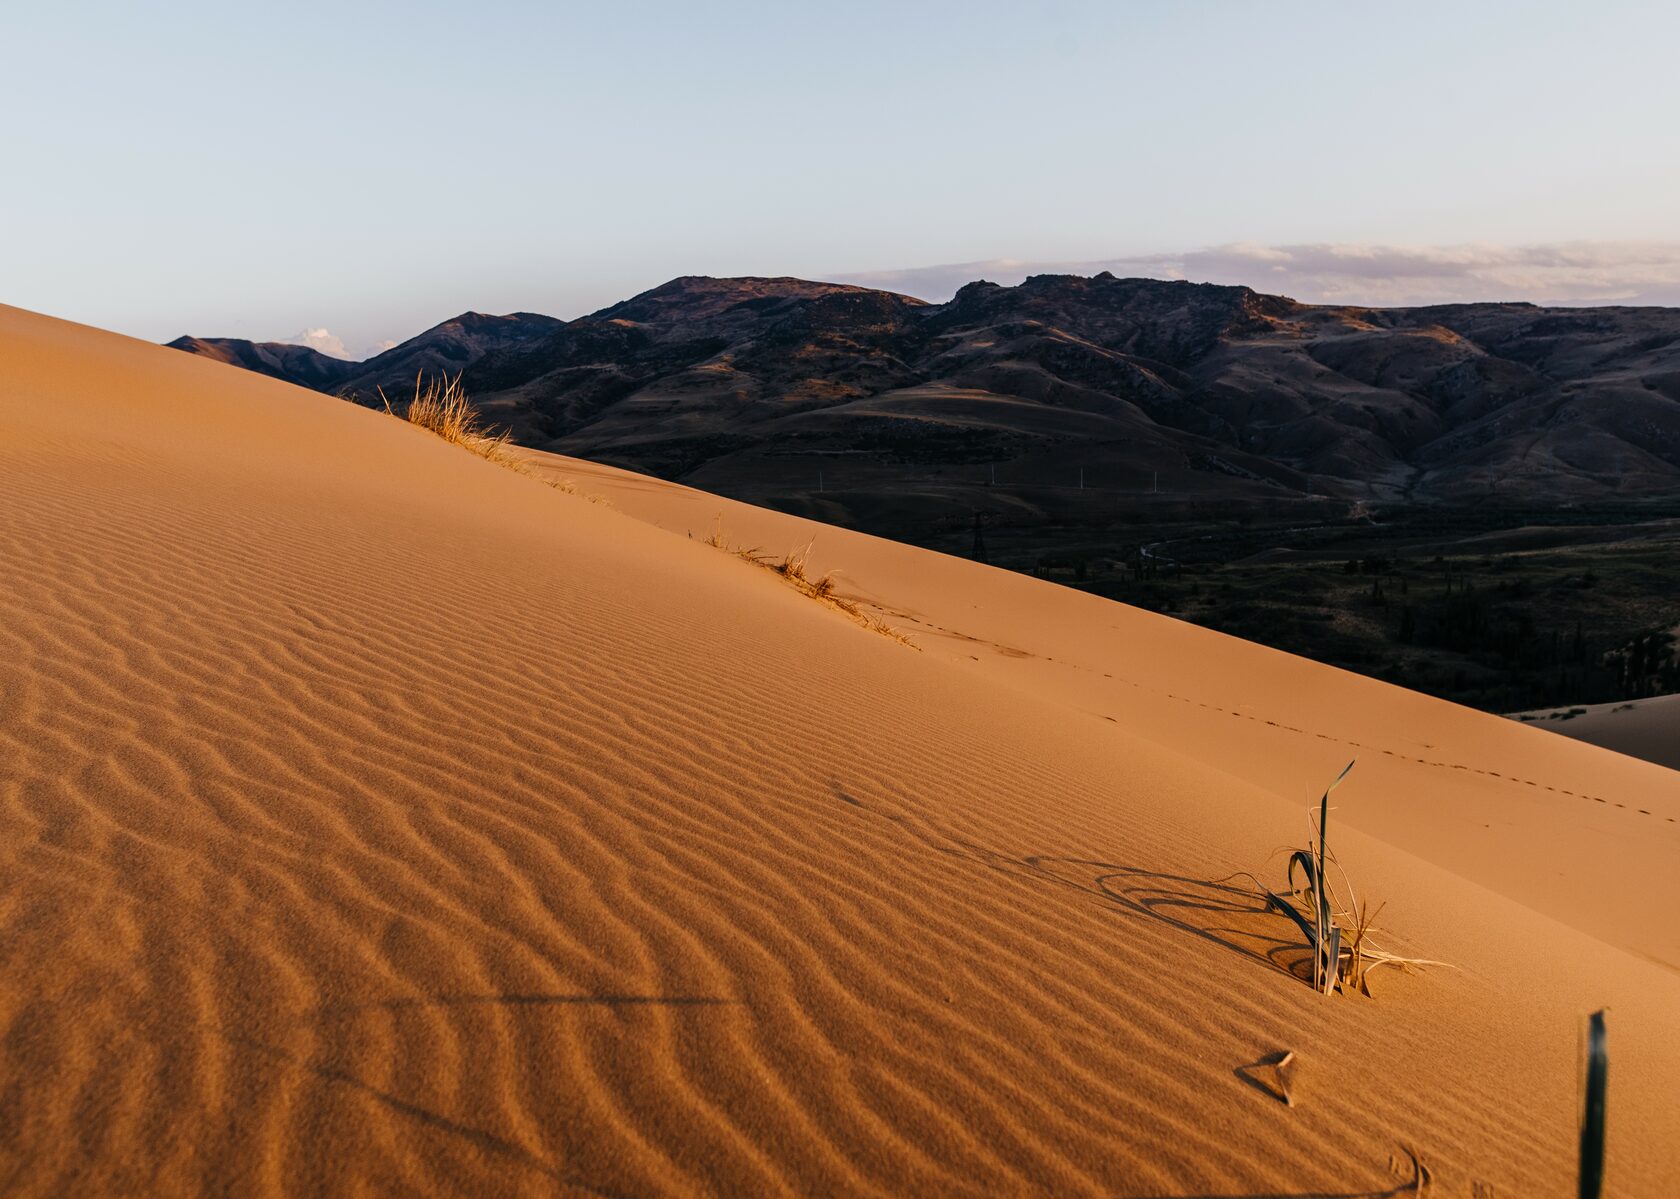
xmin=172 ymin=273 xmax=1680 ymax=506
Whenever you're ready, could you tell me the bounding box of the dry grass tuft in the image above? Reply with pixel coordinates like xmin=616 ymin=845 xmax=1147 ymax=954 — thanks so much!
xmin=383 ymin=373 xmax=521 ymax=467
xmin=1258 ymin=761 xmax=1445 ymax=997
xmin=700 ymin=518 xmax=913 ymax=647
xmin=380 ymin=373 xmax=598 ymax=499
xmin=774 ymin=541 xmax=813 ymax=581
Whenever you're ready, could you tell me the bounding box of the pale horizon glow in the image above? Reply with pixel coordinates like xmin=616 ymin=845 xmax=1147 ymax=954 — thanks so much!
xmin=4 ymin=1 xmax=1679 ymax=356
xmin=836 ymin=239 xmax=1680 ymax=308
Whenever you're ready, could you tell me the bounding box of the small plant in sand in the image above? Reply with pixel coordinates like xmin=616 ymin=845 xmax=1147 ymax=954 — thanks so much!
xmin=1261 ymin=760 xmax=1441 ymax=996
xmin=767 ymin=540 xmax=838 ymax=599
xmin=701 ymin=517 xmax=911 ymax=646
xmin=381 ymin=373 xmax=520 ymax=467
xmin=379 ymin=374 xmax=593 ymax=498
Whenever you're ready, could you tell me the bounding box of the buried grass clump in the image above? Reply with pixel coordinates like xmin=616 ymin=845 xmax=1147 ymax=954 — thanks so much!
xmin=1261 ymin=760 xmax=1442 ymax=996
xmin=701 ymin=518 xmax=913 ymax=646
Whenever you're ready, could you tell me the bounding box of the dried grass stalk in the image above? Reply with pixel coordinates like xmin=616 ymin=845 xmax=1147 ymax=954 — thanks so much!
xmin=1263 ymin=760 xmax=1445 ymax=997
xmin=700 ymin=519 xmax=912 ymax=647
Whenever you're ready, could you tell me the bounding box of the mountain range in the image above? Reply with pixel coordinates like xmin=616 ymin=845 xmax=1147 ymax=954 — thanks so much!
xmin=171 ymin=273 xmax=1680 ymax=510
xmin=170 ymin=310 xmax=564 ymax=402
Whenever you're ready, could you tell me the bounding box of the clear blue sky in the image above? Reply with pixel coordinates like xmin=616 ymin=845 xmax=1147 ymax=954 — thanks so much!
xmin=5 ymin=1 xmax=1679 ymax=355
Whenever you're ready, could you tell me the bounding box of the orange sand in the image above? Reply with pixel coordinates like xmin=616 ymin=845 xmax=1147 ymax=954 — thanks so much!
xmin=2 ymin=303 xmax=1677 ymax=1196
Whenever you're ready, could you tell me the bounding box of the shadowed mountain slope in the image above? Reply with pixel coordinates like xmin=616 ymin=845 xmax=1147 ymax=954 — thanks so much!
xmin=172 ymin=274 xmax=1680 ymax=509
xmin=175 ymin=311 xmax=564 ymax=406
xmin=165 ymin=335 xmax=357 ymax=391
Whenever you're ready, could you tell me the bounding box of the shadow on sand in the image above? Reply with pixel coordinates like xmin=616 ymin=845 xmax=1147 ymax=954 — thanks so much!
xmin=310 ymin=992 xmax=736 ymax=1016
xmin=933 ymin=840 xmax=1317 ymax=986
xmin=1121 ymin=1184 xmax=1426 ymax=1199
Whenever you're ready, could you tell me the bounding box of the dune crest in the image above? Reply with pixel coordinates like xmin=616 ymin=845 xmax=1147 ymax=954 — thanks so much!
xmin=1510 ymin=694 xmax=1680 ymax=772
xmin=3 ymin=303 xmax=1677 ymax=1196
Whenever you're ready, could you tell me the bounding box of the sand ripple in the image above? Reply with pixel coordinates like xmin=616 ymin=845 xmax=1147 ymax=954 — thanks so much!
xmin=2 ymin=305 xmax=1677 ymax=1195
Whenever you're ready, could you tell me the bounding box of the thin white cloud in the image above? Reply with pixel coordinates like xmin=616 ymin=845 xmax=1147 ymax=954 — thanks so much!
xmin=835 ymin=241 xmax=1680 ymax=309
xmin=281 ymin=327 xmax=353 ymax=359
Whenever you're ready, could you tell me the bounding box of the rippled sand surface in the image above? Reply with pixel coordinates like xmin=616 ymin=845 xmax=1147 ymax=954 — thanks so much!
xmin=2 ymin=304 xmax=1677 ymax=1196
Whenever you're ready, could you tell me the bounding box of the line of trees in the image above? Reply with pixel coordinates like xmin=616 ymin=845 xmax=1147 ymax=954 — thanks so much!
xmin=1388 ymin=574 xmax=1676 ymax=704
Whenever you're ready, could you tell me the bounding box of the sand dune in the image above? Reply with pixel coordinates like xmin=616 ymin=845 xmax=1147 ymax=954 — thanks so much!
xmin=1510 ymin=695 xmax=1680 ymax=773
xmin=531 ymin=455 xmax=1680 ymax=974
xmin=3 ymin=302 xmax=1677 ymax=1196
